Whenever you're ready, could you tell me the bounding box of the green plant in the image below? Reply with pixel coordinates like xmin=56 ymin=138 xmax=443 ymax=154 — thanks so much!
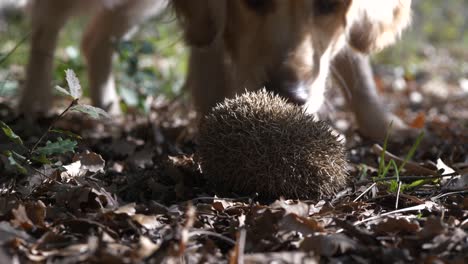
xmin=376 ymin=128 xmax=426 ymax=193
xmin=0 ymin=13 xmax=188 ymax=110
xmin=1 ymin=69 xmax=109 ymax=174
xmin=114 ymin=19 xmax=188 ymax=113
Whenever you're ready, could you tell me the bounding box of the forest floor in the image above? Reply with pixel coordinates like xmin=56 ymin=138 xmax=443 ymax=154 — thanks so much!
xmin=0 ymin=2 xmax=467 ymax=263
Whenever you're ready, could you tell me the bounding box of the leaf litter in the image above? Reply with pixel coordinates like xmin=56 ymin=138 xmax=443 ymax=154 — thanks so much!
xmin=0 ymin=73 xmax=467 ymax=263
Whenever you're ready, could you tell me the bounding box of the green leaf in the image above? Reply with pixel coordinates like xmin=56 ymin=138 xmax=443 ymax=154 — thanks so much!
xmin=402 ymin=179 xmax=427 ymax=191
xmin=119 ymin=86 xmax=139 ymax=107
xmin=70 ymin=104 xmax=111 ymax=120
xmin=389 ymin=180 xmax=399 ymax=193
xmin=399 ymin=131 xmax=424 ymax=172
xmin=389 ymin=160 xmax=400 ymax=192
xmin=34 ymin=138 xmax=77 ymax=156
xmin=139 ymin=41 xmax=154 ymax=54
xmin=65 ymin=69 xmax=82 ymax=99
xmin=358 ymin=164 xmax=368 ymax=181
xmin=380 ymin=162 xmax=393 ymax=179
xmin=55 ymin=85 xmax=73 ymax=98
xmin=0 ymin=121 xmax=23 ymax=145
xmin=31 ymin=153 xmax=51 ymax=165
xmin=10 ymin=150 xmax=28 ymax=162
xmin=50 ymin=129 xmax=82 ymax=140
xmin=390 ymin=159 xmax=400 ymax=180
xmin=4 ymin=151 xmax=27 ymax=174
xmin=378 ymin=122 xmax=392 ymax=178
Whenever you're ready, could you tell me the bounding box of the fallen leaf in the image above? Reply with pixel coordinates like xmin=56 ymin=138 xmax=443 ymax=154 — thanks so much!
xmin=437 ymin=158 xmax=457 ymax=176
xmin=115 ymin=203 xmax=136 ymax=215
xmin=271 ymin=199 xmax=309 ymax=217
xmin=11 ymin=205 xmax=34 ymax=231
xmin=374 ymin=218 xmax=420 ymax=235
xmin=132 ymin=214 xmax=162 ymax=230
xmin=410 ymin=112 xmax=426 ymax=129
xmin=61 ymin=160 xmax=85 ymax=179
xmin=0 ymin=222 xmax=33 ymax=243
xmin=279 ymin=214 xmax=324 ymax=235
xmin=136 ymin=236 xmax=159 ymax=259
xmin=243 ymin=252 xmax=318 ymax=264
xmin=300 ymin=234 xmax=357 ymax=257
xmin=24 ymin=201 xmax=47 ymax=228
xmin=418 ymin=216 xmax=447 ymax=240
xmin=73 ymin=151 xmax=105 ymax=173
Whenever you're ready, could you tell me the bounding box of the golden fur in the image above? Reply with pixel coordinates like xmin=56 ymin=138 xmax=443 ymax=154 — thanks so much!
xmin=19 ymin=0 xmax=412 ymax=140
xmin=173 ymin=0 xmax=411 ymax=114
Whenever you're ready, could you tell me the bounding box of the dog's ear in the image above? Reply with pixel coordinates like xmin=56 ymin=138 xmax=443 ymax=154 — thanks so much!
xmin=172 ymin=0 xmax=226 ymax=47
xmin=346 ymin=0 xmax=411 ymax=53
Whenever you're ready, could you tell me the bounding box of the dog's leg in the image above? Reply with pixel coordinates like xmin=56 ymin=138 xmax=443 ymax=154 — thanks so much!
xmin=187 ymin=45 xmax=234 ymax=115
xmin=81 ymin=0 xmax=167 ymax=115
xmin=332 ymin=49 xmax=410 ymax=141
xmin=19 ymin=1 xmax=74 ymax=114
xmin=81 ymin=6 xmax=130 ymax=115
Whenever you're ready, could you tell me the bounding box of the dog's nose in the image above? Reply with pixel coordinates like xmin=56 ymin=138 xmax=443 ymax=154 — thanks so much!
xmin=281 ymin=85 xmax=309 ymax=105
xmin=265 ymin=80 xmax=309 ymax=106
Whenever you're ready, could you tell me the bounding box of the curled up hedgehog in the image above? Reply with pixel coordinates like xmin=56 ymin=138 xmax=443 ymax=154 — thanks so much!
xmin=197 ymin=89 xmax=349 ymax=200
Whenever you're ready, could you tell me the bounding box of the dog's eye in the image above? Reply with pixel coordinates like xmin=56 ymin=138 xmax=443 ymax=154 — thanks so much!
xmin=314 ymin=0 xmax=341 ymax=15
xmin=244 ymin=0 xmax=273 ymax=15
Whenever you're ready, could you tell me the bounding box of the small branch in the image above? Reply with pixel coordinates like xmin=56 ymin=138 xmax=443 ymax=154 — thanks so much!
xmin=188 ymin=230 xmax=236 ymax=246
xmin=356 ymin=175 xmax=442 ymax=186
xmin=353 ymin=182 xmax=377 ymax=202
xmin=238 ymin=229 xmax=246 ymax=264
xmin=353 ymin=202 xmax=439 ymax=226
xmin=179 ymin=204 xmax=196 ymax=256
xmin=395 ymin=181 xmax=402 ymax=209
xmin=431 ymin=189 xmax=468 ymax=200
xmin=30 ymin=99 xmax=78 ymax=154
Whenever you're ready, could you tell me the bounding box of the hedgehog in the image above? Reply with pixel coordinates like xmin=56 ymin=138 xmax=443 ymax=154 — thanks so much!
xmin=197 ymin=89 xmax=348 ymax=200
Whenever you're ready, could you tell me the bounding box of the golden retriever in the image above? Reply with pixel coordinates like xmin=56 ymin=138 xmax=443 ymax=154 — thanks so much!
xmin=19 ymin=0 xmax=411 ymax=141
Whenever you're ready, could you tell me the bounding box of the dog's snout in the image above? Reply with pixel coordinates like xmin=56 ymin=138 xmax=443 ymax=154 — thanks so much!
xmin=265 ymin=79 xmax=309 ymax=106
xmin=264 ymin=68 xmax=310 ymax=105
xmin=282 ymin=87 xmax=309 ymax=105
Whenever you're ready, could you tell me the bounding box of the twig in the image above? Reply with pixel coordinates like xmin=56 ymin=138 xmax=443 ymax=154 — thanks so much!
xmin=237 ymin=229 xmax=246 ymax=264
xmin=227 ymin=229 xmax=246 ymax=264
xmin=356 ymin=175 xmax=442 ymax=185
xmin=188 ymin=230 xmax=236 ymax=246
xmin=60 ymin=218 xmax=119 ymax=239
xmin=182 ymin=196 xmax=254 ymax=205
xmin=395 ymin=181 xmax=402 ymax=209
xmin=364 ymin=193 xmax=425 ymax=204
xmin=431 ymin=189 xmax=468 ymax=200
xmin=371 ymin=144 xmax=437 ymax=176
xmin=30 ymin=99 xmax=78 ymax=154
xmin=353 ymin=202 xmax=439 ymax=226
xmin=353 ymin=182 xmax=377 ymax=202
xmin=179 ymin=204 xmax=196 ymax=256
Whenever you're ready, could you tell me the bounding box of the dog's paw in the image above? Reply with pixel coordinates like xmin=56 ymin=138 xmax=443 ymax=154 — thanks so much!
xmin=358 ymin=112 xmax=423 ymax=142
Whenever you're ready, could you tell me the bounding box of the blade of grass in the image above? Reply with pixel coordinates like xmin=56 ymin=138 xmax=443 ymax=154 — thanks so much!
xmin=399 ymin=131 xmax=425 ymax=172
xmin=390 ymin=159 xmax=400 ymax=181
xmin=378 ymin=121 xmax=393 ymax=178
